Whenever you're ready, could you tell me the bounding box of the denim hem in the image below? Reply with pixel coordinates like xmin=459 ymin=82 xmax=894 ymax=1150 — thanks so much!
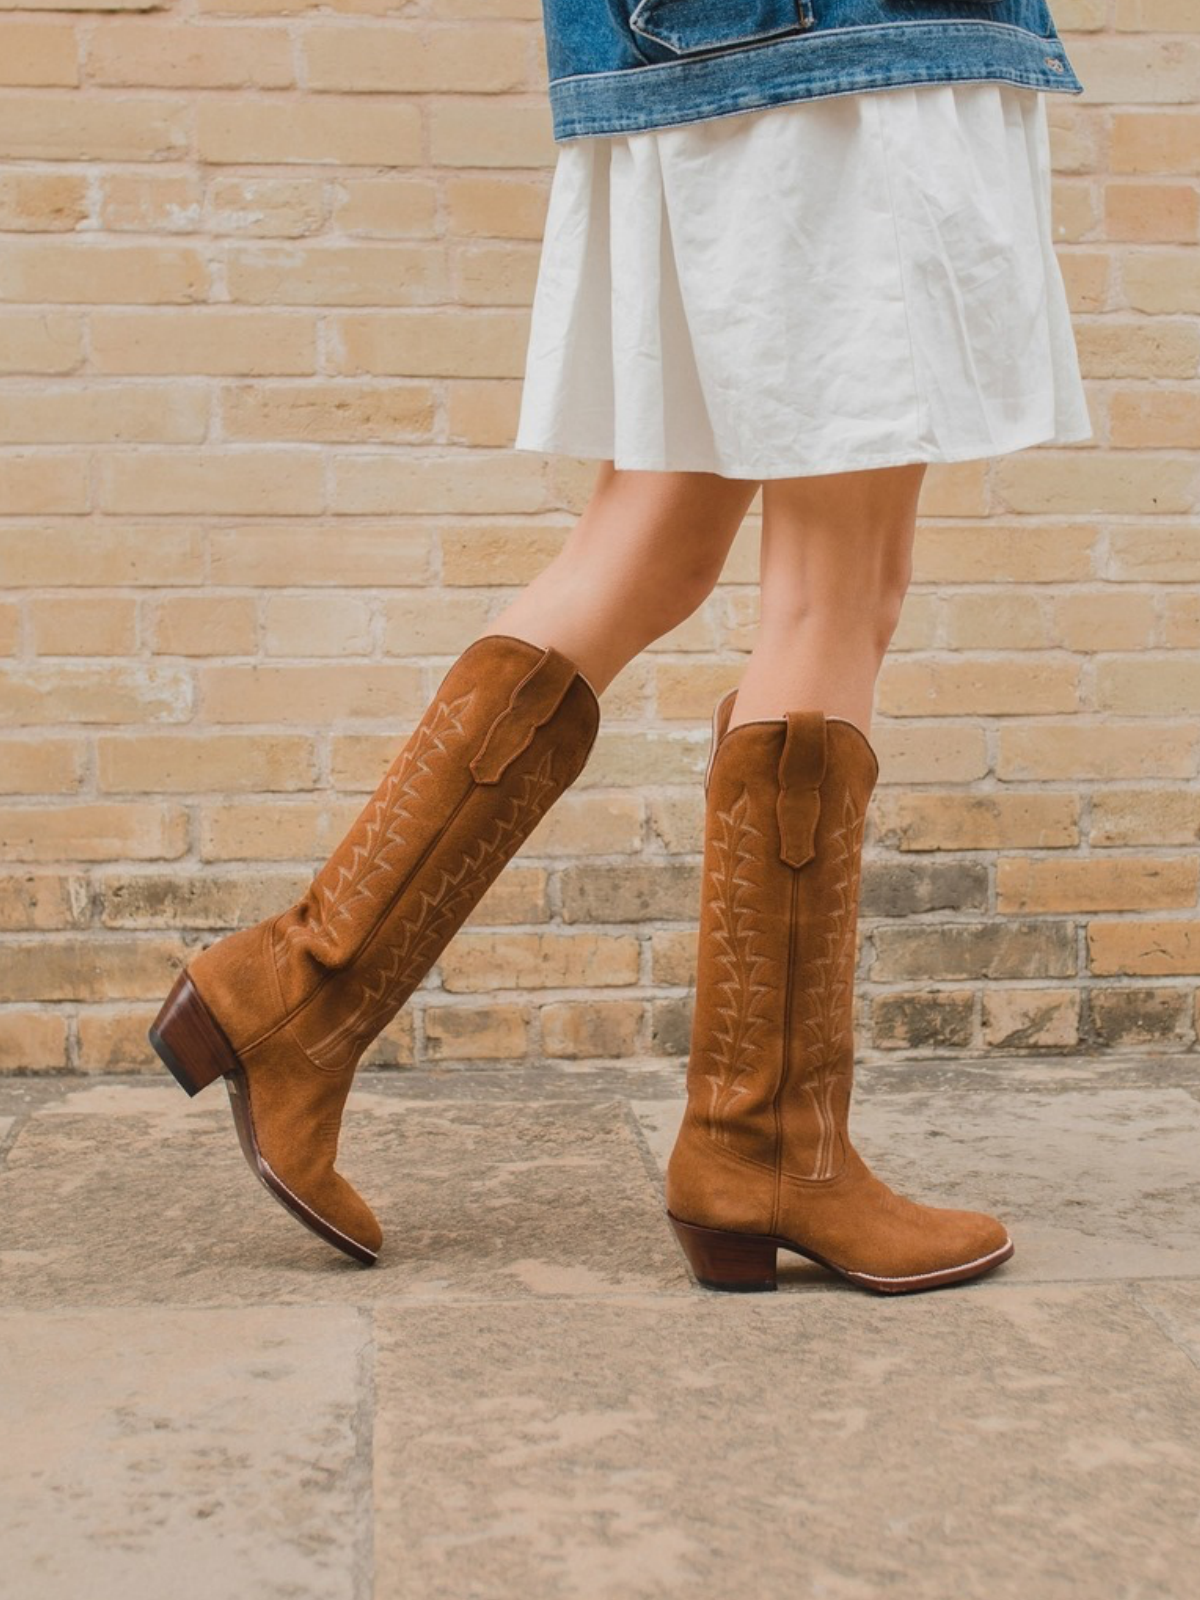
xmin=548 ymin=21 xmax=1083 ymax=141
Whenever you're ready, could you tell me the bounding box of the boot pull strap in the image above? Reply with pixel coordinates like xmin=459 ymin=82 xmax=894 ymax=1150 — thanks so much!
xmin=703 ymin=688 xmax=739 ymax=796
xmin=776 ymin=711 xmax=826 ymax=867
xmin=469 ymin=646 xmax=577 ymax=784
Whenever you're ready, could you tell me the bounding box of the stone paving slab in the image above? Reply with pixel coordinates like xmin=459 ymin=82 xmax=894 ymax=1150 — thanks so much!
xmin=633 ymin=1087 xmax=1200 ymax=1285
xmin=0 ymin=1306 xmax=370 ymax=1600
xmin=0 ymin=1091 xmax=685 ymax=1307
xmin=373 ymin=1287 xmax=1200 ymax=1600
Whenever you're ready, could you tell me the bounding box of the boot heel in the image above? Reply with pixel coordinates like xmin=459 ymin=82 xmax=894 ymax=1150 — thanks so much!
xmin=668 ymin=1213 xmax=779 ymax=1293
xmin=149 ymin=971 xmax=240 ymax=1098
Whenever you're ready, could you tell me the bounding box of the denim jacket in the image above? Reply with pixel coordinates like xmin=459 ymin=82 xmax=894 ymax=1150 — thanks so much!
xmin=543 ymin=0 xmax=1083 ymax=141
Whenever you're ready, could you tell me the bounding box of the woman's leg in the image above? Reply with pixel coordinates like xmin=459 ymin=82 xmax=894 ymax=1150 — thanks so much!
xmin=477 ymin=461 xmax=762 ymax=695
xmin=666 ymin=459 xmax=1014 ymax=1295
xmin=728 ymin=461 xmax=926 ymax=735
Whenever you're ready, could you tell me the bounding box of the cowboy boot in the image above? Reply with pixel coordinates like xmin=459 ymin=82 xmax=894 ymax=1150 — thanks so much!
xmin=665 ymin=689 xmax=1014 ymax=1294
xmin=149 ymin=633 xmax=601 ymax=1266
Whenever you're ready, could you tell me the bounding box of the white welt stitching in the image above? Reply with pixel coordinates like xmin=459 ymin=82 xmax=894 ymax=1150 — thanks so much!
xmin=843 ymin=1237 xmax=1012 ymax=1283
xmin=258 ymin=1153 xmax=378 ymax=1261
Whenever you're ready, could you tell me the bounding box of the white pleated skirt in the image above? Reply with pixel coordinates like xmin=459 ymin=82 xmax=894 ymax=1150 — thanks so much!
xmin=513 ymin=81 xmax=1093 ymax=479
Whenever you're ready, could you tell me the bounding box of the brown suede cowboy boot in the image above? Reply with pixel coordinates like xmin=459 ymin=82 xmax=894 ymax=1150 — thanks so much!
xmin=149 ymin=633 xmax=601 ymax=1266
xmin=665 ymin=689 xmax=1014 ymax=1294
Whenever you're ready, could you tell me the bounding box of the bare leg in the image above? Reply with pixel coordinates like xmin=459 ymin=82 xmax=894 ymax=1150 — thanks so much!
xmin=728 ymin=462 xmax=927 ymax=739
xmin=478 ymin=461 xmax=762 ymax=694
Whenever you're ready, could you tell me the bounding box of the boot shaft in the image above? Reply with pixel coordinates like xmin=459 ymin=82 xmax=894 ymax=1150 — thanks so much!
xmin=683 ymin=692 xmax=879 ymax=1182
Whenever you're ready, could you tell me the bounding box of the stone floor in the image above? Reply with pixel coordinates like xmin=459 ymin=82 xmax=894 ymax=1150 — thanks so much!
xmin=2 ymin=1054 xmax=1200 ymax=1599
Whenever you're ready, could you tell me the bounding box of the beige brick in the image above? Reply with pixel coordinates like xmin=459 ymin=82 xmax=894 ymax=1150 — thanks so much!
xmin=650 ymin=927 xmax=697 ymax=989
xmin=446 ymin=378 xmax=522 ymax=447
xmin=196 ymin=94 xmax=421 ymax=165
xmin=29 ymin=597 xmax=138 ymax=657
xmin=334 ymin=309 xmax=528 ymax=377
xmin=455 ymin=240 xmax=540 ymax=305
xmin=560 ymin=861 xmax=700 ymax=925
xmin=439 ymin=521 xmax=564 ymax=585
xmin=98 ymin=450 xmax=323 ymax=514
xmin=227 ymin=243 xmax=447 ymax=306
xmin=874 ymin=792 xmax=1080 ymax=851
xmin=998 ymin=720 xmax=1196 ymax=781
xmin=1095 ymin=655 xmax=1200 ymax=714
xmin=0 ymin=382 xmax=207 ymax=444
xmin=331 ymin=176 xmax=438 ymax=238
xmin=1111 ymin=111 xmax=1200 ymax=175
xmin=0 ymin=739 xmax=83 ymax=795
xmin=981 ymin=989 xmax=1080 ymax=1050
xmin=1107 ymin=525 xmax=1200 ymax=582
xmin=331 ymin=452 xmax=546 ymax=515
xmin=1054 ymin=0 xmax=1107 ymax=26
xmin=541 ymin=999 xmax=641 ymax=1058
xmin=0 ymin=23 xmax=77 ymax=85
xmin=998 ymin=856 xmax=1198 ymax=913
xmin=0 ymin=454 xmax=89 ymax=513
xmin=877 ymin=657 xmax=1079 ymax=717
xmin=1053 ymin=589 xmax=1158 ymax=650
xmin=466 ymin=866 xmax=550 ymax=925
xmin=871 ymin=991 xmax=975 ymax=1051
xmin=944 ymin=592 xmax=1052 ymax=651
xmin=0 ymin=804 xmax=188 ymax=862
xmin=205 ymin=176 xmax=324 ymax=238
xmin=1088 ymin=920 xmax=1200 ymax=977
xmin=430 ymin=98 xmax=555 ymax=168
xmin=0 ymin=937 xmax=185 ymax=1003
xmin=200 ymin=663 xmax=421 ymax=723
xmin=1075 ymin=318 xmax=1200 ymax=378
xmin=422 ymin=1002 xmax=529 ymax=1062
xmin=263 ymin=594 xmax=374 ymax=656
xmin=1104 ymin=181 xmax=1199 ymax=242
xmin=379 ymin=593 xmax=493 ymax=656
xmin=94 ymin=870 xmax=309 ymax=929
xmin=0 ymin=309 xmax=83 ymax=374
xmin=872 ymin=922 xmax=1077 ymax=983
xmin=584 ymin=730 xmax=709 ymax=790
xmin=1 ymin=526 xmax=202 ymax=587
xmin=303 ymin=23 xmax=526 ymax=91
xmin=0 ymin=93 xmax=188 ymax=160
xmin=199 ymin=798 xmax=361 ymax=861
xmin=1109 ymin=388 xmax=1200 ymax=449
xmin=97 ymin=733 xmax=317 ymax=793
xmin=445 ymin=175 xmax=547 ymax=240
xmin=99 ymin=171 xmax=202 ymax=233
xmin=1090 ymin=789 xmax=1200 ymax=847
xmin=0 ymin=1010 xmax=68 ymax=1072
xmin=1163 ymin=593 xmax=1200 ymax=648
xmin=1059 ymin=251 xmax=1110 ymax=314
xmin=439 ymin=931 xmax=639 ymax=992
xmin=222 ymin=381 xmax=435 ymax=443
xmin=912 ymin=524 xmax=1097 ymax=584
xmin=0 ymin=872 xmax=88 ymax=930
xmin=91 ymin=310 xmax=316 ymax=376
xmin=208 ymin=524 xmax=433 ymax=587
xmin=87 ymin=21 xmax=294 ymax=86
xmin=1121 ymin=252 xmax=1200 ymax=314
xmin=2 ymin=0 xmax=163 ymax=9
xmin=76 ymin=1007 xmax=160 ymax=1071
xmin=653 ymin=661 xmax=745 ymax=722
xmin=1115 ymin=0 xmax=1200 ymax=30
xmin=0 ymin=600 xmax=16 ymax=655
xmin=0 ymin=170 xmax=86 ymax=229
xmin=994 ymin=452 xmax=1198 ymax=516
xmin=0 ymin=240 xmax=206 ymax=303
xmin=1061 ymin=37 xmax=1200 ymax=104
xmin=152 ymin=595 xmax=258 ymax=656
xmin=0 ymin=664 xmax=191 ymax=725
xmin=1090 ymin=986 xmax=1191 ymax=1048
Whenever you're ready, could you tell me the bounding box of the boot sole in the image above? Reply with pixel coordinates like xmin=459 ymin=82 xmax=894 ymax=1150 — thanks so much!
xmin=668 ymin=1211 xmax=1014 ymax=1295
xmin=149 ymin=971 xmax=378 ymax=1268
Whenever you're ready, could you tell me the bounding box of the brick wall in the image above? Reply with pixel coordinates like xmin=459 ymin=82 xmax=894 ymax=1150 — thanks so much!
xmin=1 ymin=0 xmax=1197 ymax=1075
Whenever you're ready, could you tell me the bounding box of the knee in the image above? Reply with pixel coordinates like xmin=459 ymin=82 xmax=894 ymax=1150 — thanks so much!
xmin=642 ymin=551 xmax=728 ymax=638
